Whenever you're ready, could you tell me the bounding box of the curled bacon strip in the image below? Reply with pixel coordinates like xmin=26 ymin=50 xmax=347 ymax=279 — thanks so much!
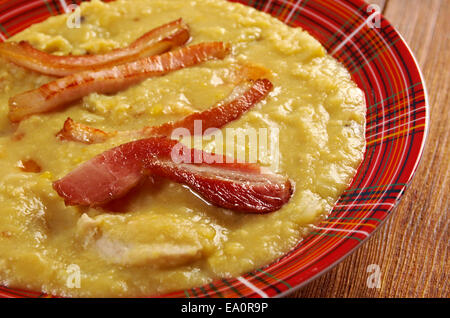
xmin=53 ymin=137 xmax=293 ymax=213
xmin=0 ymin=19 xmax=190 ymax=77
xmin=57 ymin=79 xmax=273 ymax=144
xmin=9 ymin=42 xmax=231 ymax=122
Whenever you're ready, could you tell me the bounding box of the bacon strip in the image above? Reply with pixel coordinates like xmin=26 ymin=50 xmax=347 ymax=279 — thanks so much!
xmin=9 ymin=42 xmax=231 ymax=122
xmin=145 ymin=142 xmax=293 ymax=213
xmin=53 ymin=137 xmax=292 ymax=213
xmin=0 ymin=19 xmax=190 ymax=77
xmin=57 ymin=79 xmax=273 ymax=144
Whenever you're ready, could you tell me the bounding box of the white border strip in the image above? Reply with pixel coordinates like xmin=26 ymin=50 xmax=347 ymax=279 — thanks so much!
xmin=312 ymin=225 xmax=370 ymax=238
xmin=367 ymin=105 xmax=426 ymax=132
xmin=284 ymin=0 xmax=303 ymax=23
xmin=367 ymin=116 xmax=426 ymax=139
xmin=0 ymin=1 xmax=42 ymax=22
xmin=335 ymin=202 xmax=395 ymax=208
xmin=263 ymin=0 xmax=274 ymax=13
xmin=237 ymin=277 xmax=269 ymax=298
xmin=331 ymin=11 xmax=379 ymax=55
xmin=58 ymin=0 xmax=69 ymax=13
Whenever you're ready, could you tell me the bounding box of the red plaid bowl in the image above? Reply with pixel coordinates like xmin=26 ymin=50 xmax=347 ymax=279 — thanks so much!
xmin=0 ymin=0 xmax=428 ymax=298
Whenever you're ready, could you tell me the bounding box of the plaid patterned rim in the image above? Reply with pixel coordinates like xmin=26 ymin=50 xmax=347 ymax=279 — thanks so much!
xmin=0 ymin=0 xmax=428 ymax=298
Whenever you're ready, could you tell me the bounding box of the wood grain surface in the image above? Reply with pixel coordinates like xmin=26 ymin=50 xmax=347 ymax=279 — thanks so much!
xmin=293 ymin=0 xmax=449 ymax=298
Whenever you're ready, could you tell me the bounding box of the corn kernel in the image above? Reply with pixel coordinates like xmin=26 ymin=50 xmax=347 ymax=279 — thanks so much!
xmin=150 ymin=104 xmax=163 ymax=116
xmin=40 ymin=171 xmax=53 ymax=179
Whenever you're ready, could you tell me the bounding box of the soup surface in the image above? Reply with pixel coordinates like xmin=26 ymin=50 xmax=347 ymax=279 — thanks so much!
xmin=0 ymin=0 xmax=365 ymax=297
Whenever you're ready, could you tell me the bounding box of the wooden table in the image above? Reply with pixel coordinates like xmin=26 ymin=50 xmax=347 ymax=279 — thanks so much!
xmin=293 ymin=0 xmax=449 ymax=298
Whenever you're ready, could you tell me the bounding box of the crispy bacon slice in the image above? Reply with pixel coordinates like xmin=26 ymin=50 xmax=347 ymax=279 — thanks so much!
xmin=9 ymin=42 xmax=231 ymax=122
xmin=0 ymin=19 xmax=190 ymax=77
xmin=53 ymin=137 xmax=293 ymax=213
xmin=57 ymin=79 xmax=273 ymax=144
xmin=145 ymin=144 xmax=293 ymax=214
